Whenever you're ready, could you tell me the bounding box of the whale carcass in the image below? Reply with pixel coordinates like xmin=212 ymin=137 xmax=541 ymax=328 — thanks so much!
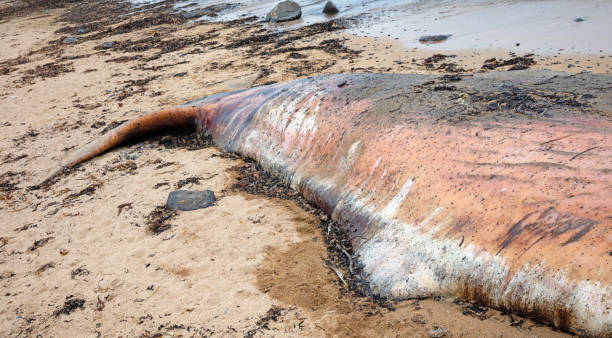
xmin=49 ymin=72 xmax=612 ymax=336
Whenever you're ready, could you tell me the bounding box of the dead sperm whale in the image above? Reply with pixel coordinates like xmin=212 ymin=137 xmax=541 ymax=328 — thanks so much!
xmin=49 ymin=72 xmax=611 ymax=336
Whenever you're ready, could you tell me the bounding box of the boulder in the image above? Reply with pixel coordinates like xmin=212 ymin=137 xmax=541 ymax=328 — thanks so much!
xmin=323 ymin=1 xmax=339 ymax=14
xmin=266 ymin=0 xmax=302 ymax=22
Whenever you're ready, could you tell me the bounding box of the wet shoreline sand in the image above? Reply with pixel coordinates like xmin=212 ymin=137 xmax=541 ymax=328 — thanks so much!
xmin=0 ymin=0 xmax=607 ymax=336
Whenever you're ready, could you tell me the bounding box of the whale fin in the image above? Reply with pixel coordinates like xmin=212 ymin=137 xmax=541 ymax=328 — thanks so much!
xmin=41 ymin=106 xmax=202 ymax=186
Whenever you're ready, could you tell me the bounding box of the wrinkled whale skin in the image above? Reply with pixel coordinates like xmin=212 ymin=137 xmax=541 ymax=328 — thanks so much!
xmin=59 ymin=72 xmax=612 ymax=335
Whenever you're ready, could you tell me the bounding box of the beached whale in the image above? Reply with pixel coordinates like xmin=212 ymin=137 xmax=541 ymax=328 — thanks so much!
xmin=48 ymin=72 xmax=611 ymax=336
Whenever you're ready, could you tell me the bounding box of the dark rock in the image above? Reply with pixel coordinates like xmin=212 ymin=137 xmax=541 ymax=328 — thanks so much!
xmin=101 ymin=41 xmax=114 ymax=49
xmin=323 ymin=1 xmax=339 ymax=14
xmin=418 ymin=34 xmax=451 ymax=44
xmin=574 ymin=17 xmax=584 ymax=22
xmin=181 ymin=9 xmax=204 ymax=19
xmin=76 ymin=28 xmax=88 ymax=34
xmin=265 ymin=0 xmax=302 ymax=22
xmin=63 ymin=37 xmax=77 ymax=44
xmin=167 ymin=190 xmax=216 ymax=211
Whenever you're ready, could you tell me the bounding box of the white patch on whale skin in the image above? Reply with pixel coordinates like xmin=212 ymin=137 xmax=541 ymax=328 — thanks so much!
xmin=419 ymin=207 xmax=443 ymax=228
xmin=389 ymin=264 xmax=439 ymax=299
xmin=380 ymin=178 xmax=414 ymax=219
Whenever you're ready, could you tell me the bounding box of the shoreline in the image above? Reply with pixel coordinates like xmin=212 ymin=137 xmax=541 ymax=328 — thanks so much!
xmin=1 ymin=0 xmax=607 ymax=336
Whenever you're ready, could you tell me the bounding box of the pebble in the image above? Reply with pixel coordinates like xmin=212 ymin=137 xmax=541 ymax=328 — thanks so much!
xmin=101 ymin=41 xmax=114 ymax=49
xmin=428 ymin=328 xmax=448 ymax=338
xmin=63 ymin=37 xmax=77 ymax=44
xmin=167 ymin=190 xmax=216 ymax=211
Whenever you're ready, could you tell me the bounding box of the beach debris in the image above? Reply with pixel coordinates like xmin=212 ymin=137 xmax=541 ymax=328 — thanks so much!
xmin=116 ymin=202 xmax=133 ymax=216
xmin=481 ymin=54 xmax=536 ymax=71
xmin=62 ymin=37 xmax=77 ymax=44
xmin=63 ymin=180 xmax=103 ymax=202
xmin=428 ymin=327 xmax=448 ymax=338
xmin=322 ymin=257 xmax=348 ymax=287
xmin=54 ymin=296 xmax=85 ymax=317
xmin=175 ymin=176 xmax=203 ymax=189
xmin=71 ymin=266 xmax=90 ymax=279
xmin=421 ymin=54 xmax=465 ymax=72
xmin=90 ymin=120 xmax=106 ymax=129
xmin=245 ymin=306 xmax=284 ymax=337
xmin=418 ymin=34 xmax=451 ymax=44
xmin=96 ymin=296 xmax=105 ymax=311
xmin=265 ymin=0 xmax=302 ymax=22
xmin=323 ymin=1 xmax=339 ymax=14
xmin=20 ymin=62 xmax=75 ymax=85
xmin=29 ymin=237 xmax=53 ymax=251
xmin=462 ymin=302 xmax=488 ymax=320
xmin=0 ymin=271 xmax=16 ymax=280
xmin=146 ymin=206 xmax=177 ymax=234
xmin=440 ymin=74 xmax=462 ymax=82
xmin=35 ymin=262 xmax=56 ymax=274
xmin=167 ymin=190 xmax=216 ymax=211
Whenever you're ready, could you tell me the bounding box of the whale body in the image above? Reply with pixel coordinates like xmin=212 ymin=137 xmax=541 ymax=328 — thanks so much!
xmin=51 ymin=72 xmax=612 ymax=336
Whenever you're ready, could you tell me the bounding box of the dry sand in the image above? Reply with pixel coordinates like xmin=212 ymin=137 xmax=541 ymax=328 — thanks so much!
xmin=1 ymin=1 xmax=605 ymax=336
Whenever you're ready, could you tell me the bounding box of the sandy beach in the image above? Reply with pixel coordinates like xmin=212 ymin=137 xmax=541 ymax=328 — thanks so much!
xmin=1 ymin=0 xmax=609 ymax=336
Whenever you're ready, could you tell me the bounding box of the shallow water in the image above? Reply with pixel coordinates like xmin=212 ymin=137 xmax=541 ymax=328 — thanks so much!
xmin=127 ymin=0 xmax=612 ymax=55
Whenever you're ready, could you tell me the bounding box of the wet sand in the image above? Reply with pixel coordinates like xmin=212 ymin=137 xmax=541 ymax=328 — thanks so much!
xmin=0 ymin=0 xmax=605 ymax=336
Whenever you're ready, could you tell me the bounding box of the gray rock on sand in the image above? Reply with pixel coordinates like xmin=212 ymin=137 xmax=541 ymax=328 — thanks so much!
xmin=418 ymin=34 xmax=451 ymax=43
xmin=63 ymin=37 xmax=77 ymax=44
xmin=428 ymin=328 xmax=448 ymax=338
xmin=167 ymin=190 xmax=216 ymax=211
xmin=101 ymin=41 xmax=114 ymax=49
xmin=265 ymin=0 xmax=302 ymax=22
xmin=323 ymin=1 xmax=339 ymax=14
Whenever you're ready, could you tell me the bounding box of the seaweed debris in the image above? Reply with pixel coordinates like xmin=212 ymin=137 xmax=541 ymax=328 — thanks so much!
xmin=53 ymin=296 xmax=85 ymax=317
xmin=145 ymin=206 xmax=177 ymax=235
xmin=482 ymin=54 xmax=536 ymax=71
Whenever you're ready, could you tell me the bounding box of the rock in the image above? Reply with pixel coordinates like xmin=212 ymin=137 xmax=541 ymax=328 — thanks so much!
xmin=63 ymin=37 xmax=77 ymax=44
xmin=76 ymin=27 xmax=88 ymax=34
xmin=418 ymin=34 xmax=451 ymax=43
xmin=323 ymin=1 xmax=339 ymax=14
xmin=181 ymin=9 xmax=205 ymax=19
xmin=167 ymin=190 xmax=216 ymax=211
xmin=265 ymin=0 xmax=302 ymax=22
xmin=101 ymin=41 xmax=114 ymax=49
xmin=428 ymin=328 xmax=448 ymax=338
xmin=574 ymin=17 xmax=585 ymax=22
